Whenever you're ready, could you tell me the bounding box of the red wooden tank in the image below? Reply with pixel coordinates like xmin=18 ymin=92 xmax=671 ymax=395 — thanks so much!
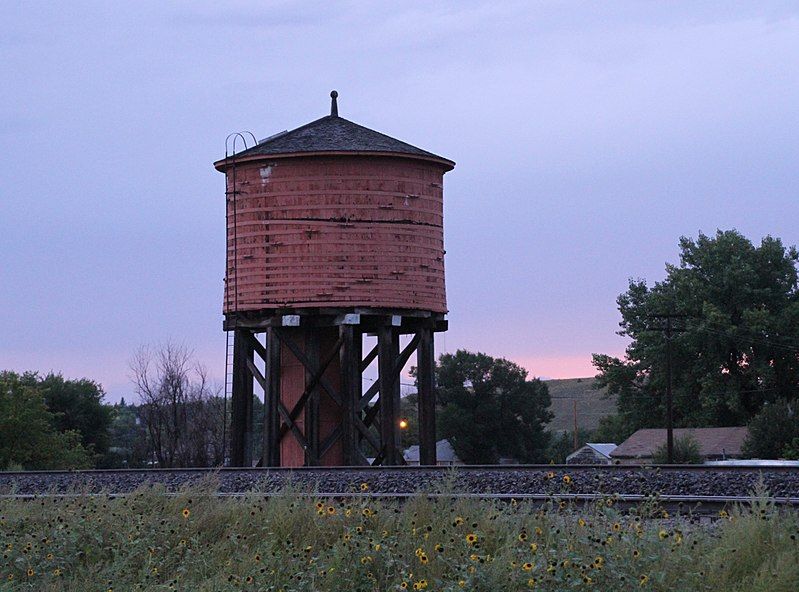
xmin=216 ymin=92 xmax=454 ymax=467
xmin=214 ymin=92 xmax=454 ymax=315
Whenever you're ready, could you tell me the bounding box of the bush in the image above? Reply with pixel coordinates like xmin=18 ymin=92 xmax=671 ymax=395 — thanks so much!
xmin=652 ymin=434 xmax=702 ymax=464
xmin=742 ymin=400 xmax=799 ymax=459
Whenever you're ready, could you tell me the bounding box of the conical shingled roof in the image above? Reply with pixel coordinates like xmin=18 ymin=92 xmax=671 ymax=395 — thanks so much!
xmin=216 ymin=92 xmax=454 ymax=170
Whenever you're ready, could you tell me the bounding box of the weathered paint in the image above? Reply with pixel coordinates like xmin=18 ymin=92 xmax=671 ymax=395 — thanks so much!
xmin=224 ymin=155 xmax=448 ymax=314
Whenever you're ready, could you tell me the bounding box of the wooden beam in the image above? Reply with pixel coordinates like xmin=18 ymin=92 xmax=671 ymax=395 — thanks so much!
xmin=378 ymin=327 xmax=402 ymax=465
xmin=278 ymin=332 xmax=343 ymax=407
xmin=359 ymin=334 xmax=420 ymax=410
xmin=417 ymin=328 xmax=437 ymax=466
xmin=354 ymin=416 xmax=382 ymax=455
xmin=340 ymin=325 xmax=366 ymax=465
xmin=361 ymin=343 xmax=379 ymax=371
xmin=305 ymin=331 xmax=320 ymax=466
xmin=264 ymin=328 xmax=281 ymax=467
xmin=320 ymin=425 xmax=343 ymax=458
xmin=277 ymin=334 xmax=345 ymax=440
xmin=231 ymin=329 xmax=254 ymax=467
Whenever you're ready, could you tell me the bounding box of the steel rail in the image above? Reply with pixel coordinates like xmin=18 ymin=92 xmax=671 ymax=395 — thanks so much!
xmin=1 ymin=463 xmax=797 ymax=477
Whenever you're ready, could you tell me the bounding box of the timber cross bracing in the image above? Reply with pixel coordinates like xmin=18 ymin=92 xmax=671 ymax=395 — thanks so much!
xmin=228 ymin=317 xmax=439 ymax=467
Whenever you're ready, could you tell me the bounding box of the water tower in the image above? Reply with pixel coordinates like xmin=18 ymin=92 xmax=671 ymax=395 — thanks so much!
xmin=214 ymin=92 xmax=455 ymax=467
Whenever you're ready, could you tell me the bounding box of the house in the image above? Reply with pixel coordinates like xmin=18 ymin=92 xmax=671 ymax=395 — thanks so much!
xmin=611 ymin=427 xmax=748 ymax=464
xmin=403 ymin=439 xmax=462 ymax=466
xmin=566 ymin=443 xmax=617 ymax=465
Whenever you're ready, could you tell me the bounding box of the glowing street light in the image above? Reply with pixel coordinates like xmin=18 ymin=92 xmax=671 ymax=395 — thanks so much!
xmin=399 ymin=418 xmax=409 ymax=430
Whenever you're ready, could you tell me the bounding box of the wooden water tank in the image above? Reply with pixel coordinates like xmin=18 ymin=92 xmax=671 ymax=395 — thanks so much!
xmin=216 ymin=92 xmax=454 ymax=468
xmin=214 ymin=92 xmax=455 ymax=316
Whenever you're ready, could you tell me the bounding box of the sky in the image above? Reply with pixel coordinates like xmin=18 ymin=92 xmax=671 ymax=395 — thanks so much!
xmin=2 ymin=1 xmax=799 ymax=402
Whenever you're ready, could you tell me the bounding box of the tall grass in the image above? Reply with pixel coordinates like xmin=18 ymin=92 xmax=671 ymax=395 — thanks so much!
xmin=0 ymin=479 xmax=796 ymax=591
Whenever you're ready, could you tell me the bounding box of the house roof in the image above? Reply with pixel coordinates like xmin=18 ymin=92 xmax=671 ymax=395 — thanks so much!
xmin=565 ymin=443 xmax=617 ymax=463
xmin=611 ymin=427 xmax=748 ymax=459
xmin=215 ymin=92 xmax=454 ymax=171
xmin=404 ymin=439 xmax=460 ymax=463
xmin=586 ymin=443 xmax=618 ymax=457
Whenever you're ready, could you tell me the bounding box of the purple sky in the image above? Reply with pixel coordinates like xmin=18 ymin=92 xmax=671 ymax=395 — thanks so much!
xmin=2 ymin=2 xmax=799 ymax=402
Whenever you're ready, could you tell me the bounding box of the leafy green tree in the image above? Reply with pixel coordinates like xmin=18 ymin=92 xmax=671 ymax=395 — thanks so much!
xmin=0 ymin=371 xmax=93 ymax=469
xmin=35 ymin=373 xmax=113 ymax=456
xmin=436 ymin=350 xmax=552 ymax=464
xmin=591 ymin=413 xmax=635 ymax=445
xmin=593 ymin=230 xmax=799 ymax=439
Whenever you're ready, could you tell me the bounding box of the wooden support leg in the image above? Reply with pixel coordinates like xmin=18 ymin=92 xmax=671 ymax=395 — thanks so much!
xmin=263 ymin=327 xmax=281 ymax=467
xmin=305 ymin=331 xmax=320 ymax=465
xmin=417 ymin=328 xmax=437 ymax=466
xmin=231 ymin=328 xmax=254 ymax=467
xmin=340 ymin=325 xmax=366 ymax=465
xmin=378 ymin=327 xmax=402 ymax=465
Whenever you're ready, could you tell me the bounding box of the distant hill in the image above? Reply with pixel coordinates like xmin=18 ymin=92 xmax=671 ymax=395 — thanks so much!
xmin=543 ymin=377 xmax=617 ymax=434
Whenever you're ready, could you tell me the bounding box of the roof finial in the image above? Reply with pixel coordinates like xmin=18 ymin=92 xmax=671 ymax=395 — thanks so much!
xmin=330 ymin=90 xmax=339 ymax=117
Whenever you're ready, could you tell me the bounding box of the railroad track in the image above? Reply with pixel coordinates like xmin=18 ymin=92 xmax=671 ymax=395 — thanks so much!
xmin=2 ymin=462 xmax=799 ymax=475
xmin=1 ymin=464 xmax=797 ymax=503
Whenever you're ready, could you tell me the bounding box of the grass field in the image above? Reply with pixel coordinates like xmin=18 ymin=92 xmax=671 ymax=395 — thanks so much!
xmin=1 ymin=479 xmax=797 ymax=591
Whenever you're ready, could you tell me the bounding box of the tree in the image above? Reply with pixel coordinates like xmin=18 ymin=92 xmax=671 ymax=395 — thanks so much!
xmin=741 ymin=400 xmax=798 ymax=459
xmin=544 ymin=428 xmax=592 ymax=464
xmin=435 ymin=350 xmax=553 ymax=464
xmin=0 ymin=371 xmax=93 ymax=470
xmin=593 ymin=230 xmax=799 ymax=439
xmin=36 ymin=373 xmax=113 ymax=456
xmin=100 ymin=400 xmax=150 ymax=468
xmin=130 ymin=342 xmax=224 ymax=467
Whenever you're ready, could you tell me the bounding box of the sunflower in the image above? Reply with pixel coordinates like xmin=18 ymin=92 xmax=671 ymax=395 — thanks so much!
xmin=360 ymin=483 xmax=369 ymax=492
xmin=466 ymin=533 xmax=478 ymax=545
xmin=522 ymin=562 xmax=534 ymax=571
xmin=562 ymin=475 xmax=572 ymax=484
xmin=181 ymin=508 xmax=190 ymax=519
xmin=612 ymin=522 xmax=621 ymax=532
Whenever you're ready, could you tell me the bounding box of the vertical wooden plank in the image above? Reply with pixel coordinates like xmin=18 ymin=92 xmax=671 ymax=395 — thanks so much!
xmin=231 ymin=328 xmax=254 ymax=467
xmin=417 ymin=328 xmax=437 ymax=466
xmin=378 ymin=326 xmax=401 ymax=465
xmin=243 ymin=335 xmax=254 ymax=468
xmin=264 ymin=327 xmax=281 ymax=467
xmin=305 ymin=330 xmax=320 ymax=465
xmin=340 ymin=325 xmax=366 ymax=465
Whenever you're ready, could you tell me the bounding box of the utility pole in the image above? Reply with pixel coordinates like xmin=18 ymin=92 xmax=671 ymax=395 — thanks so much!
xmin=664 ymin=315 xmax=674 ymax=464
xmin=647 ymin=313 xmax=688 ymax=464
xmin=573 ymin=399 xmax=579 ymax=451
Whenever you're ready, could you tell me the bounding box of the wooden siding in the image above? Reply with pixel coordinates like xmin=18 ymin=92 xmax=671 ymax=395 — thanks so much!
xmin=224 ymin=156 xmax=447 ymax=314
